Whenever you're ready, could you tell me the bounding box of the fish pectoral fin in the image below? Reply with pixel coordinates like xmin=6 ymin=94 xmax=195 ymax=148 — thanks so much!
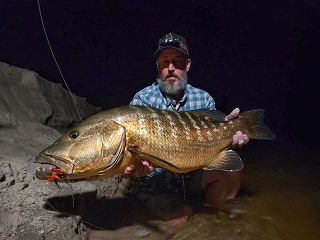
xmin=127 ymin=146 xmax=181 ymax=171
xmin=203 ymin=149 xmax=244 ymax=171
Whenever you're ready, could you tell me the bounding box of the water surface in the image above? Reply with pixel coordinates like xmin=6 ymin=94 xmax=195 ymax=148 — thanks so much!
xmin=89 ymin=141 xmax=320 ymax=240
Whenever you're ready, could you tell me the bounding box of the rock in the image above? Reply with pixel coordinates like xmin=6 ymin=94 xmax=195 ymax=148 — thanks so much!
xmin=0 ymin=61 xmax=101 ymax=128
xmin=0 ymin=62 xmax=120 ymax=240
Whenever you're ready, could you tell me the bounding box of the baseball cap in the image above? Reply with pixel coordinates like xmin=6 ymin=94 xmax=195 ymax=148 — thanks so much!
xmin=153 ymin=32 xmax=189 ymax=59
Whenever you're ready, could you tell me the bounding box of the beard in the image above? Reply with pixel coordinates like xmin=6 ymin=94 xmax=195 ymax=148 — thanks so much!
xmin=156 ymin=72 xmax=188 ymax=96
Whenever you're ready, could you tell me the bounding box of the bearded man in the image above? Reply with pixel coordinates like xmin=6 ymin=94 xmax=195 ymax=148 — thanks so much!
xmin=122 ymin=33 xmax=249 ymax=223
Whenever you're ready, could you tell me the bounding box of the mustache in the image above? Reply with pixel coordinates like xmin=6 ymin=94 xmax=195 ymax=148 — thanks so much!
xmin=165 ymin=74 xmax=179 ymax=79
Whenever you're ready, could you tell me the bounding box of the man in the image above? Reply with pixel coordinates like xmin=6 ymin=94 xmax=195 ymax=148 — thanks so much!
xmin=122 ymin=33 xmax=249 ymax=222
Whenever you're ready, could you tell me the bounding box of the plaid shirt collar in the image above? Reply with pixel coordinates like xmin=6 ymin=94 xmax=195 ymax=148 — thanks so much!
xmin=160 ymin=84 xmax=188 ymax=108
xmin=164 ymin=93 xmax=187 ymax=108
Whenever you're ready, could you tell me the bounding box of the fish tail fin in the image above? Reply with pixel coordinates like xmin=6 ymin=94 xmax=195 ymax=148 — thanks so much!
xmin=241 ymin=109 xmax=276 ymax=140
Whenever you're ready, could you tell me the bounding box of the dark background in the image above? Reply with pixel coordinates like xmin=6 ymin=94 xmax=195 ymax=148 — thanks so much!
xmin=0 ymin=0 xmax=319 ymax=148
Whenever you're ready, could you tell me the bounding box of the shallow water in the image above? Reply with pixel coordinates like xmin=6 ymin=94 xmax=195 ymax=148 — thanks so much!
xmin=88 ymin=141 xmax=320 ymax=240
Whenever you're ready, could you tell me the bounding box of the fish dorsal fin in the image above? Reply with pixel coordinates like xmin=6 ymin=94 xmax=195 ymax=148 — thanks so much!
xmin=127 ymin=146 xmax=181 ymax=171
xmin=203 ymin=149 xmax=244 ymax=171
xmin=188 ymin=109 xmax=227 ymax=122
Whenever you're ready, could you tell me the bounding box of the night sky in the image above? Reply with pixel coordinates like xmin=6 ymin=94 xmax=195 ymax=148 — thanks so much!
xmin=0 ymin=0 xmax=319 ymax=147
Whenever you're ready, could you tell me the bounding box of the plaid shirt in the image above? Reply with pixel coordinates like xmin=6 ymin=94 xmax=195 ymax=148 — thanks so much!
xmin=129 ymin=82 xmax=216 ymax=195
xmin=130 ymin=82 xmax=216 ymax=111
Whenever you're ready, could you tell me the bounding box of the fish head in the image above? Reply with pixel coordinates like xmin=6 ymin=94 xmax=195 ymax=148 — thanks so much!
xmin=35 ymin=119 xmax=126 ymax=181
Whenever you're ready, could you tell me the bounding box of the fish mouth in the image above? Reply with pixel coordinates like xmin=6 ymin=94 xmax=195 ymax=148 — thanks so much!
xmin=35 ymin=154 xmax=75 ymax=181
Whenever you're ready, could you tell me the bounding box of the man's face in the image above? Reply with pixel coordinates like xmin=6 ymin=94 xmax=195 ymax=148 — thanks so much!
xmin=156 ymin=48 xmax=191 ymax=96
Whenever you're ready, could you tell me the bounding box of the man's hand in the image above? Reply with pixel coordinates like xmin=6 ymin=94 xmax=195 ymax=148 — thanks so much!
xmin=231 ymin=130 xmax=249 ymax=148
xmin=122 ymin=160 xmax=154 ymax=179
xmin=225 ymin=107 xmax=240 ymax=121
xmin=225 ymin=108 xmax=249 ymax=148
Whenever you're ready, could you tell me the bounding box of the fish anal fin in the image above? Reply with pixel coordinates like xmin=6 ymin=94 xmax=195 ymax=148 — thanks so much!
xmin=203 ymin=149 xmax=243 ymax=171
xmin=127 ymin=146 xmax=181 ymax=171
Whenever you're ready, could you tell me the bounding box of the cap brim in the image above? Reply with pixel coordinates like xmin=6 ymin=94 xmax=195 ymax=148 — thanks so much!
xmin=153 ymin=47 xmax=189 ymax=59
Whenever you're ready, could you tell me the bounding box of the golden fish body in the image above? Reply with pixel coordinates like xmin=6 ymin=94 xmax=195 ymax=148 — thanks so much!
xmin=35 ymin=105 xmax=275 ymax=181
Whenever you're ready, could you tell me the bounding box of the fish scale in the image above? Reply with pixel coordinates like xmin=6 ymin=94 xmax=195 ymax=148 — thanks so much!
xmin=35 ymin=105 xmax=276 ymax=181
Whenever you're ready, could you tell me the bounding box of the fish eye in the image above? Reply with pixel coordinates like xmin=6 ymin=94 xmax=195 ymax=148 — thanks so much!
xmin=69 ymin=131 xmax=79 ymax=140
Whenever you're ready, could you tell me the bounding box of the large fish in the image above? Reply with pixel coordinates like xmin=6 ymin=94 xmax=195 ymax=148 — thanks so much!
xmin=35 ymin=105 xmax=275 ymax=182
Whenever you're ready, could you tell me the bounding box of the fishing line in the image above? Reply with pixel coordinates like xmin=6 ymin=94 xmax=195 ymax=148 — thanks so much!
xmin=59 ymin=183 xmax=75 ymax=208
xmin=44 ymin=180 xmax=111 ymax=231
xmin=36 ymin=3 xmax=132 ymax=232
xmin=47 ymin=176 xmax=125 ymax=230
xmin=182 ymin=174 xmax=186 ymax=201
xmin=36 ymin=2 xmax=113 ymax=231
xmin=45 ymin=199 xmax=110 ymax=231
xmin=37 ymin=0 xmax=83 ymax=121
xmin=61 ymin=174 xmax=75 ymax=208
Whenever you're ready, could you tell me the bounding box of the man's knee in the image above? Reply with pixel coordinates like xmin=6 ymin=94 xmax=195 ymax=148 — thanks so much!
xmin=226 ymin=170 xmax=243 ymax=186
xmin=201 ymin=169 xmax=242 ymax=189
xmin=201 ymin=169 xmax=243 ymax=204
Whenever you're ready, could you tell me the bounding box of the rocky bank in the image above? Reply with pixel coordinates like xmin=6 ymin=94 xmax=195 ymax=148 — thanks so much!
xmin=0 ymin=61 xmax=121 ymax=240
